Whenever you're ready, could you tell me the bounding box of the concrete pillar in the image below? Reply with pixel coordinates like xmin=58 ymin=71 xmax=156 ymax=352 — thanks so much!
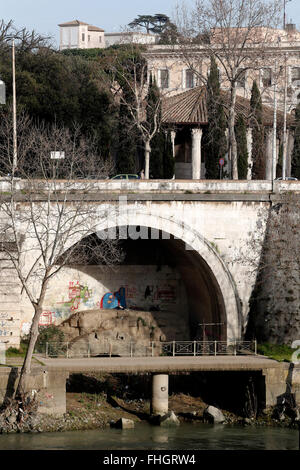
xmin=191 ymin=128 xmax=203 ymax=180
xmin=246 ymin=127 xmax=253 ymax=180
xmin=286 ymin=130 xmax=295 ymax=177
xmin=150 ymin=373 xmax=169 ymax=416
xmin=265 ymin=128 xmax=273 ymax=180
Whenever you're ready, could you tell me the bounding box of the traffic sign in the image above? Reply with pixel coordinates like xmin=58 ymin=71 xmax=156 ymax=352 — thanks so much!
xmin=219 ymin=158 xmax=225 ymax=166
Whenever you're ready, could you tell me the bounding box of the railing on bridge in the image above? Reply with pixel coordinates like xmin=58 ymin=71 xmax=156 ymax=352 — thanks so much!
xmin=45 ymin=340 xmax=257 ymax=359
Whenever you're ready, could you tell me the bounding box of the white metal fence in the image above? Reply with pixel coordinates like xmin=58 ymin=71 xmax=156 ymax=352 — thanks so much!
xmin=45 ymin=340 xmax=257 ymax=358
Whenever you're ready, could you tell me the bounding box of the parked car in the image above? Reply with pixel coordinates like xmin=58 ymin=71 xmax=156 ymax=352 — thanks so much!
xmin=111 ymin=174 xmax=140 ymax=180
xmin=275 ymin=177 xmax=298 ymax=181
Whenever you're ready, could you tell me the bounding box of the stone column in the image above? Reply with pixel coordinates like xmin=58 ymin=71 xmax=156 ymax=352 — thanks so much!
xmin=265 ymin=128 xmax=273 ymax=180
xmin=170 ymin=130 xmax=176 ymax=180
xmin=225 ymin=128 xmax=231 ymax=178
xmin=150 ymin=374 xmax=169 ymax=416
xmin=246 ymin=128 xmax=253 ymax=180
xmin=286 ymin=130 xmax=295 ymax=177
xmin=191 ymin=128 xmax=203 ymax=180
xmin=170 ymin=130 xmax=176 ymax=158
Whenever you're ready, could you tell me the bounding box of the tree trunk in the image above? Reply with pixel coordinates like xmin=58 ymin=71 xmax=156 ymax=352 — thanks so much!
xmin=16 ymin=288 xmax=47 ymax=397
xmin=144 ymin=139 xmax=151 ymax=179
xmin=229 ymin=84 xmax=238 ymax=180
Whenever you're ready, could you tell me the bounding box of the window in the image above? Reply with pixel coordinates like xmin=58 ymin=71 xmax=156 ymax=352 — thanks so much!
xmin=99 ymin=36 xmax=102 ymax=43
xmin=292 ymin=67 xmax=300 ymax=86
xmin=82 ymin=33 xmax=85 ymax=42
xmin=88 ymin=35 xmax=90 ymax=42
xmin=261 ymin=68 xmax=272 ymax=87
xmin=185 ymin=69 xmax=194 ymax=89
xmin=159 ymin=69 xmax=169 ymax=89
xmin=236 ymin=68 xmax=246 ymax=88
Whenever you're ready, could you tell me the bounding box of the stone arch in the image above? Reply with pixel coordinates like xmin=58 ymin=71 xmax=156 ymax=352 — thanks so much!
xmin=95 ymin=207 xmax=242 ymax=340
xmin=53 ymin=205 xmax=242 ymax=340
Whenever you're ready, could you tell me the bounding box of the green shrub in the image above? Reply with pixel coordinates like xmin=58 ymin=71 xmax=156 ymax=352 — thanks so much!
xmin=35 ymin=325 xmax=65 ymax=354
xmin=257 ymin=343 xmax=293 ymax=362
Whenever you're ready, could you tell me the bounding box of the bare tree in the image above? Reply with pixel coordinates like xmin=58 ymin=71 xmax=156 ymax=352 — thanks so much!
xmin=0 ymin=111 xmax=120 ymax=398
xmin=103 ymin=45 xmax=163 ymax=178
xmin=0 ymin=19 xmax=53 ymax=54
xmin=174 ymin=0 xmax=281 ymax=179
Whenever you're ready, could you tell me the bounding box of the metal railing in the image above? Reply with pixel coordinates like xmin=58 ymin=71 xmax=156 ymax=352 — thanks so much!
xmin=45 ymin=340 xmax=257 ymax=358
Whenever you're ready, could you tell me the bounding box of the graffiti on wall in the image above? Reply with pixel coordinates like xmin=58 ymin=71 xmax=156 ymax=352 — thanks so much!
xmin=60 ymin=281 xmax=94 ymax=311
xmin=100 ymin=287 xmax=127 ymax=310
xmin=39 ymin=311 xmax=54 ymax=326
xmin=144 ymin=284 xmax=177 ymax=303
xmin=153 ymin=285 xmax=176 ymax=303
xmin=39 ymin=278 xmax=178 ymax=327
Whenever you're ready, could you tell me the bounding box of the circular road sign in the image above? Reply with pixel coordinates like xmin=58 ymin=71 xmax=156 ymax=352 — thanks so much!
xmin=219 ymin=158 xmax=225 ymax=166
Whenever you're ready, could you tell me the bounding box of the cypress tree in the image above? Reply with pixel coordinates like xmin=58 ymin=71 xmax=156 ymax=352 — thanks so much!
xmin=235 ymin=115 xmax=248 ymax=179
xmin=250 ymin=81 xmax=265 ymax=179
xmin=163 ymin=130 xmax=175 ymax=178
xmin=205 ymin=56 xmax=227 ymax=179
xmin=291 ymin=102 xmax=300 ymax=179
xmin=150 ymin=129 xmax=164 ymax=178
xmin=116 ymin=101 xmax=137 ymax=174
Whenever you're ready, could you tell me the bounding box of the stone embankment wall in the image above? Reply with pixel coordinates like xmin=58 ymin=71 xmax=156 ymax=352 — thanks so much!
xmin=0 ymin=368 xmax=68 ymax=415
xmin=263 ymin=365 xmax=300 ymax=407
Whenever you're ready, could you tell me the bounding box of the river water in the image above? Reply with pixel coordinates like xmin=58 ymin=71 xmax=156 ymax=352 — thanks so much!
xmin=0 ymin=423 xmax=298 ymax=450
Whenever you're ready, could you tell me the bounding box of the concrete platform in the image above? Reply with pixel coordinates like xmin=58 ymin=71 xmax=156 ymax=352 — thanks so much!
xmin=36 ymin=355 xmax=286 ymax=374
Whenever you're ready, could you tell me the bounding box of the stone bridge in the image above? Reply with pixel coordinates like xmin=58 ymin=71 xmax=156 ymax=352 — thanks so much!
xmin=0 ymin=179 xmax=299 ymax=348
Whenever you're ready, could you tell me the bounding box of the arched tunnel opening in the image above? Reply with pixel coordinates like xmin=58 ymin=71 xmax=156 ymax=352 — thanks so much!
xmin=48 ymin=226 xmax=227 ymax=345
xmin=112 ymin=227 xmax=227 ymax=342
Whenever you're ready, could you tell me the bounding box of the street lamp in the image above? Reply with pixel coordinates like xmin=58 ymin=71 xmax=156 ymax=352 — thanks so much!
xmin=12 ymin=39 xmax=17 ymax=173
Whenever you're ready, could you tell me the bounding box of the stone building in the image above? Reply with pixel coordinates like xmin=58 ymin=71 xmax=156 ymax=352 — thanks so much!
xmin=59 ymin=20 xmax=156 ymax=50
xmin=144 ymin=25 xmax=300 ymax=113
xmin=58 ymin=20 xmax=105 ymax=50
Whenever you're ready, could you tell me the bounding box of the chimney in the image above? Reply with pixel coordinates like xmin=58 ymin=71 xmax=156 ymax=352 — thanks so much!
xmin=285 ymin=23 xmax=297 ymax=32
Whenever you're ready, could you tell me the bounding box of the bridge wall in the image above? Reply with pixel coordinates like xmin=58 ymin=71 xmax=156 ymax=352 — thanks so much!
xmin=15 ymin=198 xmax=269 ymax=346
xmin=3 ymin=179 xmax=299 ymax=348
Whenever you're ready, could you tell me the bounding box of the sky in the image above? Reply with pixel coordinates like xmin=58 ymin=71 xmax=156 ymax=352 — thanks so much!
xmin=1 ymin=0 xmax=300 ymax=48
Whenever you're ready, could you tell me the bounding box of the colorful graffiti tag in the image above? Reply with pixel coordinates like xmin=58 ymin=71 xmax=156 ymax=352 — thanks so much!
xmin=57 ymin=281 xmax=94 ymax=312
xmin=100 ymin=287 xmax=127 ymax=310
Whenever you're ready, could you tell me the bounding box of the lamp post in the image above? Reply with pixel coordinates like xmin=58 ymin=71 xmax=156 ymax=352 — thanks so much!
xmin=272 ymin=63 xmax=278 ymax=181
xmin=282 ymin=53 xmax=288 ymax=180
xmin=12 ymin=39 xmax=17 ymax=173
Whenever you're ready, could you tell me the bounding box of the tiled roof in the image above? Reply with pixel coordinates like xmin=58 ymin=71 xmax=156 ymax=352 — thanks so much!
xmin=58 ymin=20 xmax=89 ymax=27
xmin=88 ymin=25 xmax=105 ymax=32
xmin=163 ymin=87 xmax=208 ymax=124
xmin=162 ymin=86 xmax=295 ymax=127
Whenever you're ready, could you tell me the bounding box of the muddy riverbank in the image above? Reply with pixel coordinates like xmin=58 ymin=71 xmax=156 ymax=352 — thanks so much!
xmin=0 ymin=371 xmax=299 ymax=434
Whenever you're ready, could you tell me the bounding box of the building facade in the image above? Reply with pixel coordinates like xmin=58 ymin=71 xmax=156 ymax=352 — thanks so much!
xmin=144 ymin=25 xmax=300 ymax=113
xmin=59 ymin=20 xmax=105 ymax=50
xmin=59 ymin=20 xmax=157 ymax=50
